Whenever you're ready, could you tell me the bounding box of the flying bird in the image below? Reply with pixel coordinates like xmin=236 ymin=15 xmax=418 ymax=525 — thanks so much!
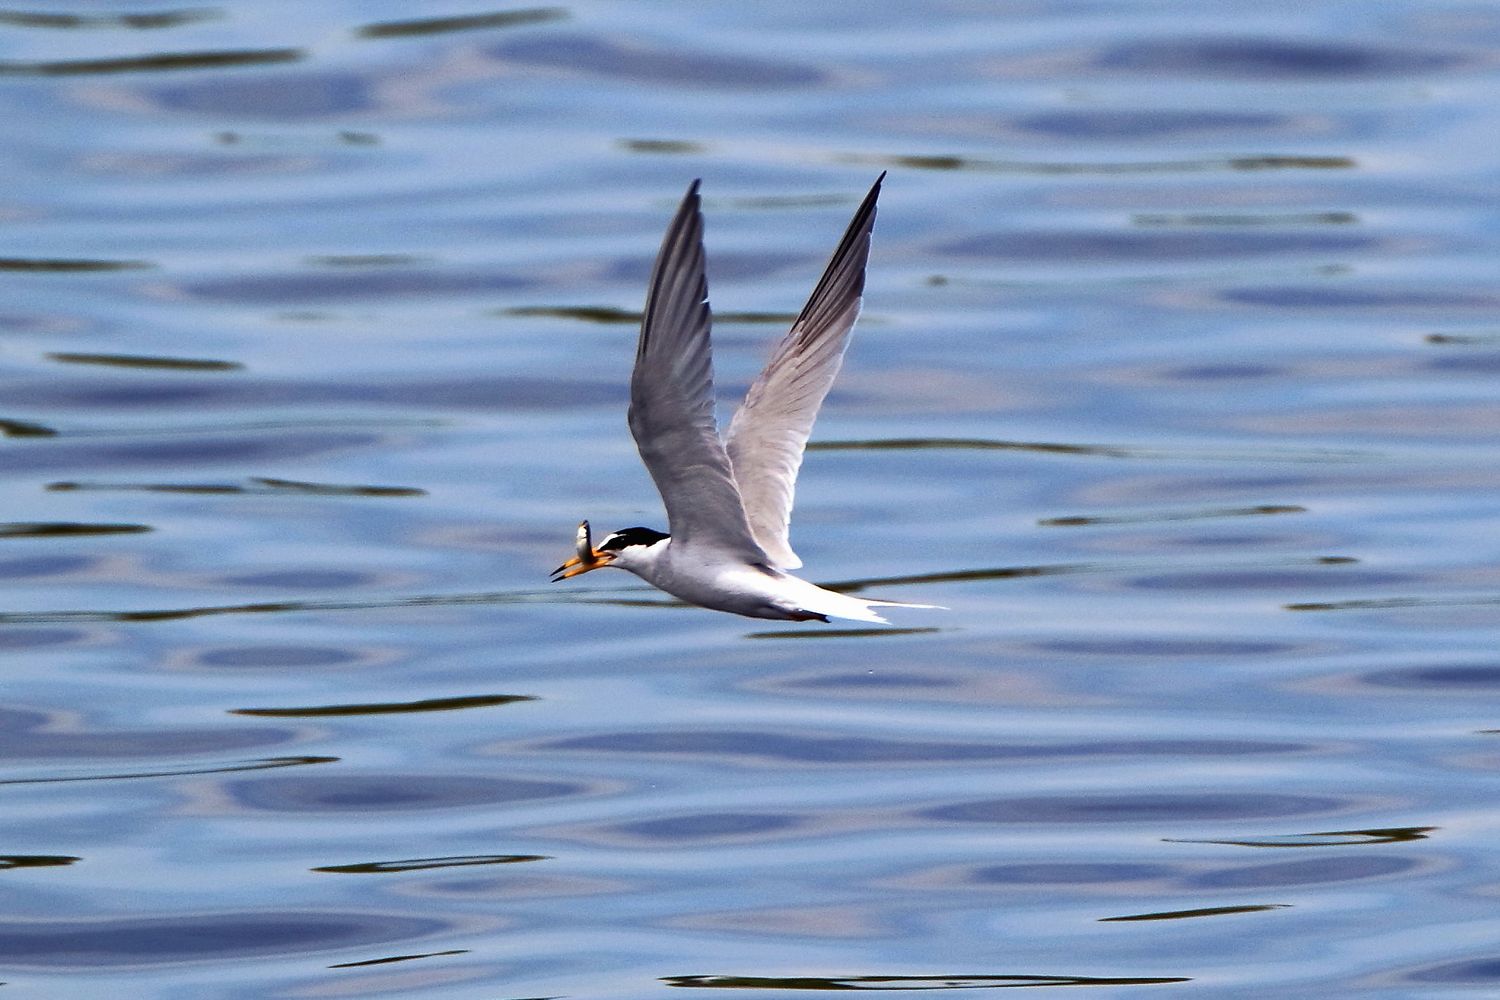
xmin=551 ymin=174 xmax=935 ymax=623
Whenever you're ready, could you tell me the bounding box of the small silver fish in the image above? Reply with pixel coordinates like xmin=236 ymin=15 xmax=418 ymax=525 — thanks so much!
xmin=574 ymin=520 xmax=597 ymax=566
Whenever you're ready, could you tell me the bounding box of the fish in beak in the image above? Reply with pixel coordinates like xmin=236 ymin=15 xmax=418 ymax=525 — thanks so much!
xmin=551 ymin=520 xmax=613 ymax=581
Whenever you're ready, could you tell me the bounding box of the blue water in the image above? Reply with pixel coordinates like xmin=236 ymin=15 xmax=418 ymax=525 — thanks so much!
xmin=2 ymin=1 xmax=1500 ymax=996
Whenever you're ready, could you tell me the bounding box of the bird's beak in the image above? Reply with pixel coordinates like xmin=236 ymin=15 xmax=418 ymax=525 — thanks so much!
xmin=550 ymin=549 xmax=613 ymax=582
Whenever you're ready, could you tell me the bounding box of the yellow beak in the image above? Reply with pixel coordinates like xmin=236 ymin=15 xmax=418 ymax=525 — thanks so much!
xmin=550 ymin=549 xmax=612 ymax=581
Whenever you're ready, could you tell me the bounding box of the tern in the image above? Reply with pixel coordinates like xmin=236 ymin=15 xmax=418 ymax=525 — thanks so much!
xmin=551 ymin=174 xmax=935 ymax=623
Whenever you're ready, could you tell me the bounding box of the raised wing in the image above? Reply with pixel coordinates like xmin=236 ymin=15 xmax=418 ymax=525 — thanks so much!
xmin=723 ymin=173 xmax=884 ymax=569
xmin=627 ymin=180 xmax=768 ymax=562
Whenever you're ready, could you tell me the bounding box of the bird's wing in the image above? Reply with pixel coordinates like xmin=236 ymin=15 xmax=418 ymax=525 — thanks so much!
xmin=723 ymin=173 xmax=884 ymax=569
xmin=628 ymin=180 xmax=769 ymax=562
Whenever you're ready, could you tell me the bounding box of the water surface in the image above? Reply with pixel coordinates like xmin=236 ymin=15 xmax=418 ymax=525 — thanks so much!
xmin=2 ymin=1 xmax=1499 ymax=997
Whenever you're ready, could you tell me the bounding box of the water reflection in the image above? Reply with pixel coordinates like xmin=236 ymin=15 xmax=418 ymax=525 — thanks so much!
xmin=0 ymin=418 xmax=56 ymax=437
xmin=827 ymin=555 xmax=1352 ymax=595
xmin=825 ymin=562 xmax=1081 ymax=593
xmin=487 ymin=32 xmax=825 ymax=88
xmin=1191 ymin=855 xmax=1421 ymax=888
xmin=0 ymin=553 xmax=100 ymax=579
xmin=0 ymin=48 xmax=302 ymax=75
xmin=0 ymin=855 xmax=81 ymax=868
xmin=328 ymin=948 xmax=470 ymax=969
xmin=1037 ymin=636 xmax=1301 ymax=657
xmin=0 ymin=256 xmax=150 ymax=271
xmin=1099 ymin=904 xmax=1290 ymax=922
xmin=179 ymin=265 xmax=530 ymax=302
xmin=186 ymin=644 xmax=376 ymax=670
xmin=1091 ymin=35 xmax=1476 ymax=77
xmin=0 ymin=521 xmax=150 ymax=537
xmin=746 ymin=626 xmax=942 ymax=640
xmin=540 ymin=730 xmax=1313 ymax=768
xmin=0 ymin=9 xmax=218 ymax=29
xmin=751 ymin=665 xmax=1064 ymax=707
xmin=1165 ymin=827 xmax=1434 ymax=848
xmin=807 ymin=436 xmax=1371 ymax=463
xmin=1426 ymin=332 xmax=1500 ymax=345
xmin=0 ymin=587 xmax=612 ymax=624
xmin=923 ymin=792 xmax=1358 ymax=825
xmin=1398 ymin=956 xmax=1500 ymax=987
xmin=3 ymin=0 xmax=1496 ymax=995
xmin=1222 ymin=285 xmax=1500 ymax=310
xmin=618 ymin=137 xmax=706 ymax=156
xmin=307 ymin=253 xmax=427 ymax=268
xmin=232 ymin=693 xmax=534 ymax=717
xmin=670 ymin=903 xmax=889 ymax=940
xmin=0 ymin=705 xmax=294 ymax=759
xmin=943 ymin=228 xmax=1376 ymax=263
xmin=46 ymin=352 xmax=243 ymax=371
xmin=227 ymin=772 xmax=590 ymax=813
xmin=355 ymin=8 xmax=566 ymax=39
xmin=0 ymin=910 xmax=450 ymax=969
xmin=0 ymin=755 xmax=335 ymax=787
xmin=0 ymin=549 xmax=1380 ymax=623
xmin=144 ymin=68 xmax=377 ymax=118
xmin=1039 ymin=504 xmax=1306 ymax=526
xmin=1349 ymin=664 xmax=1500 ymax=693
xmin=604 ymin=811 xmax=810 ymax=846
xmin=1289 ymin=594 xmax=1500 ymax=612
xmin=1133 ymin=212 xmax=1358 ymax=227
xmin=502 ymin=304 xmax=798 ymax=325
xmin=49 ymin=477 xmax=424 ymax=496
xmin=0 ymin=627 xmax=88 ymax=650
xmin=848 ymin=151 xmax=1354 ymax=175
xmin=1009 ymin=109 xmax=1314 ymax=142
xmin=929 ymin=861 xmax=1182 ymax=891
xmin=662 ymin=973 xmax=1192 ymax=989
xmin=313 ymin=855 xmax=547 ymax=874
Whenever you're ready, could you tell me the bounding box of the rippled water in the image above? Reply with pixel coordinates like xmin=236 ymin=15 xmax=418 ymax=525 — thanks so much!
xmin=3 ymin=1 xmax=1500 ymax=996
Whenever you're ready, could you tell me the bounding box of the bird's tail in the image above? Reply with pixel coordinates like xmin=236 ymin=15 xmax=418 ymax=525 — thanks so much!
xmin=859 ymin=596 xmax=945 ymax=624
xmin=797 ymin=584 xmax=944 ymax=625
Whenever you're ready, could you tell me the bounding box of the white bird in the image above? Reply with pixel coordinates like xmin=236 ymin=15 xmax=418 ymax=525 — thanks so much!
xmin=551 ymin=174 xmax=935 ymax=624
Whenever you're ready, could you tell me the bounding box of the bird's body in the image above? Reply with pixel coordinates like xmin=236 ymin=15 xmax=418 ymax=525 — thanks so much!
xmin=600 ymin=533 xmax=902 ymax=623
xmin=552 ymin=175 xmax=936 ymax=625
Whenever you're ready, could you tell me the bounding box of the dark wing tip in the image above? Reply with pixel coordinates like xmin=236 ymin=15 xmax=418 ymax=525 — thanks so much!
xmin=780 ymin=175 xmax=882 ymax=337
xmin=635 ymin=178 xmax=710 ymax=364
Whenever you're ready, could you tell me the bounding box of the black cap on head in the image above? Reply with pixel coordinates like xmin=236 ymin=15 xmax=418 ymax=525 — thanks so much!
xmin=599 ymin=527 xmax=669 ymax=552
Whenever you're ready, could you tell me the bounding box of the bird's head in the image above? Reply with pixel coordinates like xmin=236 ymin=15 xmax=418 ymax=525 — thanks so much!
xmin=550 ymin=522 xmax=669 ymax=581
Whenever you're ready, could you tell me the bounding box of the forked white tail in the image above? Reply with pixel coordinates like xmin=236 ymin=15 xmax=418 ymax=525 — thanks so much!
xmin=789 ymin=579 xmax=943 ymax=624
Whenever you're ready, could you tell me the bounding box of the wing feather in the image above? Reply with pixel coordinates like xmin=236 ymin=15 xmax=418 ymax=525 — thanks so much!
xmin=724 ymin=174 xmax=884 ymax=569
xmin=628 ymin=181 xmax=768 ymax=561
